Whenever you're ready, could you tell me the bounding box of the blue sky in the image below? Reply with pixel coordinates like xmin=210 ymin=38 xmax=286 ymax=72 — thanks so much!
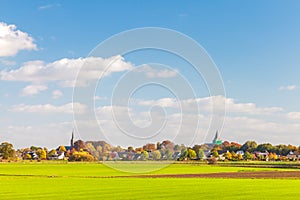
xmin=0 ymin=1 xmax=300 ymax=148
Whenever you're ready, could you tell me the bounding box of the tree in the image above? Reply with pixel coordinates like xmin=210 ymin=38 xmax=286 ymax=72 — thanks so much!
xmin=179 ymin=148 xmax=188 ymax=160
xmin=174 ymin=144 xmax=181 ymax=152
xmin=225 ymin=151 xmax=232 ymax=160
xmin=25 ymin=153 xmax=32 ymax=160
xmin=30 ymin=146 xmax=39 ymax=151
xmin=237 ymin=154 xmax=243 ymax=160
xmin=231 ymin=151 xmax=238 ymax=161
xmin=188 ymin=149 xmax=197 ymax=160
xmin=86 ymin=143 xmax=99 ymax=159
xmin=244 ymin=151 xmax=253 ymax=160
xmin=257 ymin=143 xmax=273 ymax=153
xmin=269 ymin=152 xmax=278 ymax=161
xmin=141 ymin=150 xmax=149 ymax=160
xmin=39 ymin=149 xmax=47 ymax=160
xmin=228 ymin=142 xmax=242 ymax=152
xmin=165 ymin=149 xmax=173 ymax=160
xmin=241 ymin=141 xmax=258 ymax=153
xmin=74 ymin=140 xmax=87 ymax=151
xmin=69 ymin=151 xmax=94 ymax=161
xmin=47 ymin=149 xmax=57 ymax=158
xmin=156 ymin=142 xmax=161 ymax=150
xmin=0 ymin=142 xmax=15 ymax=159
xmin=212 ymin=150 xmax=219 ymax=158
xmin=59 ymin=146 xmax=67 ymax=152
xmin=128 ymin=146 xmax=134 ymax=152
xmin=152 ymin=150 xmax=161 ymax=160
xmin=197 ymin=149 xmax=205 ymax=160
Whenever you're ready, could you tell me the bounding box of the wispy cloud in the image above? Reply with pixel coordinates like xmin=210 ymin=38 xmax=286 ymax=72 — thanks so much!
xmin=179 ymin=13 xmax=188 ymax=17
xmin=38 ymin=3 xmax=61 ymax=10
xmin=52 ymin=90 xmax=63 ymax=99
xmin=279 ymin=85 xmax=297 ymax=91
xmin=10 ymin=102 xmax=86 ymax=114
xmin=0 ymin=59 xmax=16 ymax=66
xmin=135 ymin=65 xmax=178 ymax=78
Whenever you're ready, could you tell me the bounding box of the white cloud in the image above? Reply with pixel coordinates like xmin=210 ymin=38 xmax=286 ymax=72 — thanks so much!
xmin=4 ymin=95 xmax=300 ymax=148
xmin=0 ymin=55 xmax=133 ymax=87
xmin=3 ymin=122 xmax=73 ymax=149
xmin=91 ymin=97 xmax=300 ymax=146
xmin=287 ymin=112 xmax=300 ymax=120
xmin=135 ymin=97 xmax=178 ymax=108
xmin=10 ymin=102 xmax=86 ymax=114
xmin=279 ymin=85 xmax=297 ymax=91
xmin=136 ymin=65 xmax=178 ymax=78
xmin=0 ymin=22 xmax=37 ymax=57
xmin=94 ymin=96 xmax=107 ymax=101
xmin=134 ymin=96 xmax=283 ymax=116
xmin=52 ymin=90 xmax=63 ymax=99
xmin=21 ymin=84 xmax=48 ymax=96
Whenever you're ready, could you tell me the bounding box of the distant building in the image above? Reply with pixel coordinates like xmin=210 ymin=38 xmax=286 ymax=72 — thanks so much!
xmin=64 ymin=130 xmax=75 ymax=152
xmin=212 ymin=131 xmax=222 ymax=145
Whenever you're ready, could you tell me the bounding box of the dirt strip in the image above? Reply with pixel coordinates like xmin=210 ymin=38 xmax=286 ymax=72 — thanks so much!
xmin=116 ymin=171 xmax=300 ymax=179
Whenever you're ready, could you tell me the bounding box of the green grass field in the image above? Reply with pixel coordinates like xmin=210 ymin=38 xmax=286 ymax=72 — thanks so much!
xmin=0 ymin=162 xmax=299 ymax=199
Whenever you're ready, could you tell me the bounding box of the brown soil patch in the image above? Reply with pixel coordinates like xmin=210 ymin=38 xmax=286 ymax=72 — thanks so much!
xmin=124 ymin=171 xmax=300 ymax=179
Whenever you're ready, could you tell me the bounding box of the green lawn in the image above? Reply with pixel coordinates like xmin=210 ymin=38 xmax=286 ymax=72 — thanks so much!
xmin=0 ymin=161 xmax=296 ymax=177
xmin=0 ymin=162 xmax=299 ymax=199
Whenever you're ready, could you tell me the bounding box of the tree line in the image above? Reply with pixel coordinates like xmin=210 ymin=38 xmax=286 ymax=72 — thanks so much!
xmin=0 ymin=140 xmax=299 ymax=162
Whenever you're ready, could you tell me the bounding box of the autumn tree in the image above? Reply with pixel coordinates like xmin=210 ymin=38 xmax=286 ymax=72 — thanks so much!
xmin=141 ymin=150 xmax=149 ymax=160
xmin=212 ymin=150 xmax=219 ymax=158
xmin=269 ymin=152 xmax=278 ymax=161
xmin=39 ymin=149 xmax=47 ymax=160
xmin=152 ymin=150 xmax=161 ymax=160
xmin=86 ymin=143 xmax=99 ymax=159
xmin=59 ymin=146 xmax=67 ymax=152
xmin=224 ymin=151 xmax=232 ymax=160
xmin=188 ymin=149 xmax=197 ymax=160
xmin=0 ymin=142 xmax=15 ymax=159
xmin=231 ymin=151 xmax=238 ymax=161
xmin=47 ymin=149 xmax=57 ymax=158
xmin=74 ymin=140 xmax=87 ymax=151
xmin=36 ymin=148 xmax=46 ymax=160
xmin=69 ymin=151 xmax=94 ymax=161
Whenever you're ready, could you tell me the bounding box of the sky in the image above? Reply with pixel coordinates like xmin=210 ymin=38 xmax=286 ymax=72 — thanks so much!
xmin=0 ymin=1 xmax=300 ymax=149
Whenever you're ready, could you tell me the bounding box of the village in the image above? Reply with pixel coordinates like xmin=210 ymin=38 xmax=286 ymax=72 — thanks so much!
xmin=1 ymin=131 xmax=300 ymax=162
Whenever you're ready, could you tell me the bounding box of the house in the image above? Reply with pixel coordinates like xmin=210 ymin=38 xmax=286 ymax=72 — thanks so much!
xmin=254 ymin=151 xmax=269 ymax=161
xmin=22 ymin=150 xmax=38 ymax=160
xmin=236 ymin=150 xmax=244 ymax=156
xmin=133 ymin=153 xmax=141 ymax=160
xmin=287 ymin=151 xmax=297 ymax=161
xmin=172 ymin=152 xmax=181 ymax=160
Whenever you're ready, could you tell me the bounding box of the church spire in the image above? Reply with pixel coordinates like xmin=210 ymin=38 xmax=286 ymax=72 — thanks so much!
xmin=213 ymin=130 xmax=218 ymax=144
xmin=71 ymin=129 xmax=74 ymax=148
xmin=212 ymin=130 xmax=222 ymax=145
